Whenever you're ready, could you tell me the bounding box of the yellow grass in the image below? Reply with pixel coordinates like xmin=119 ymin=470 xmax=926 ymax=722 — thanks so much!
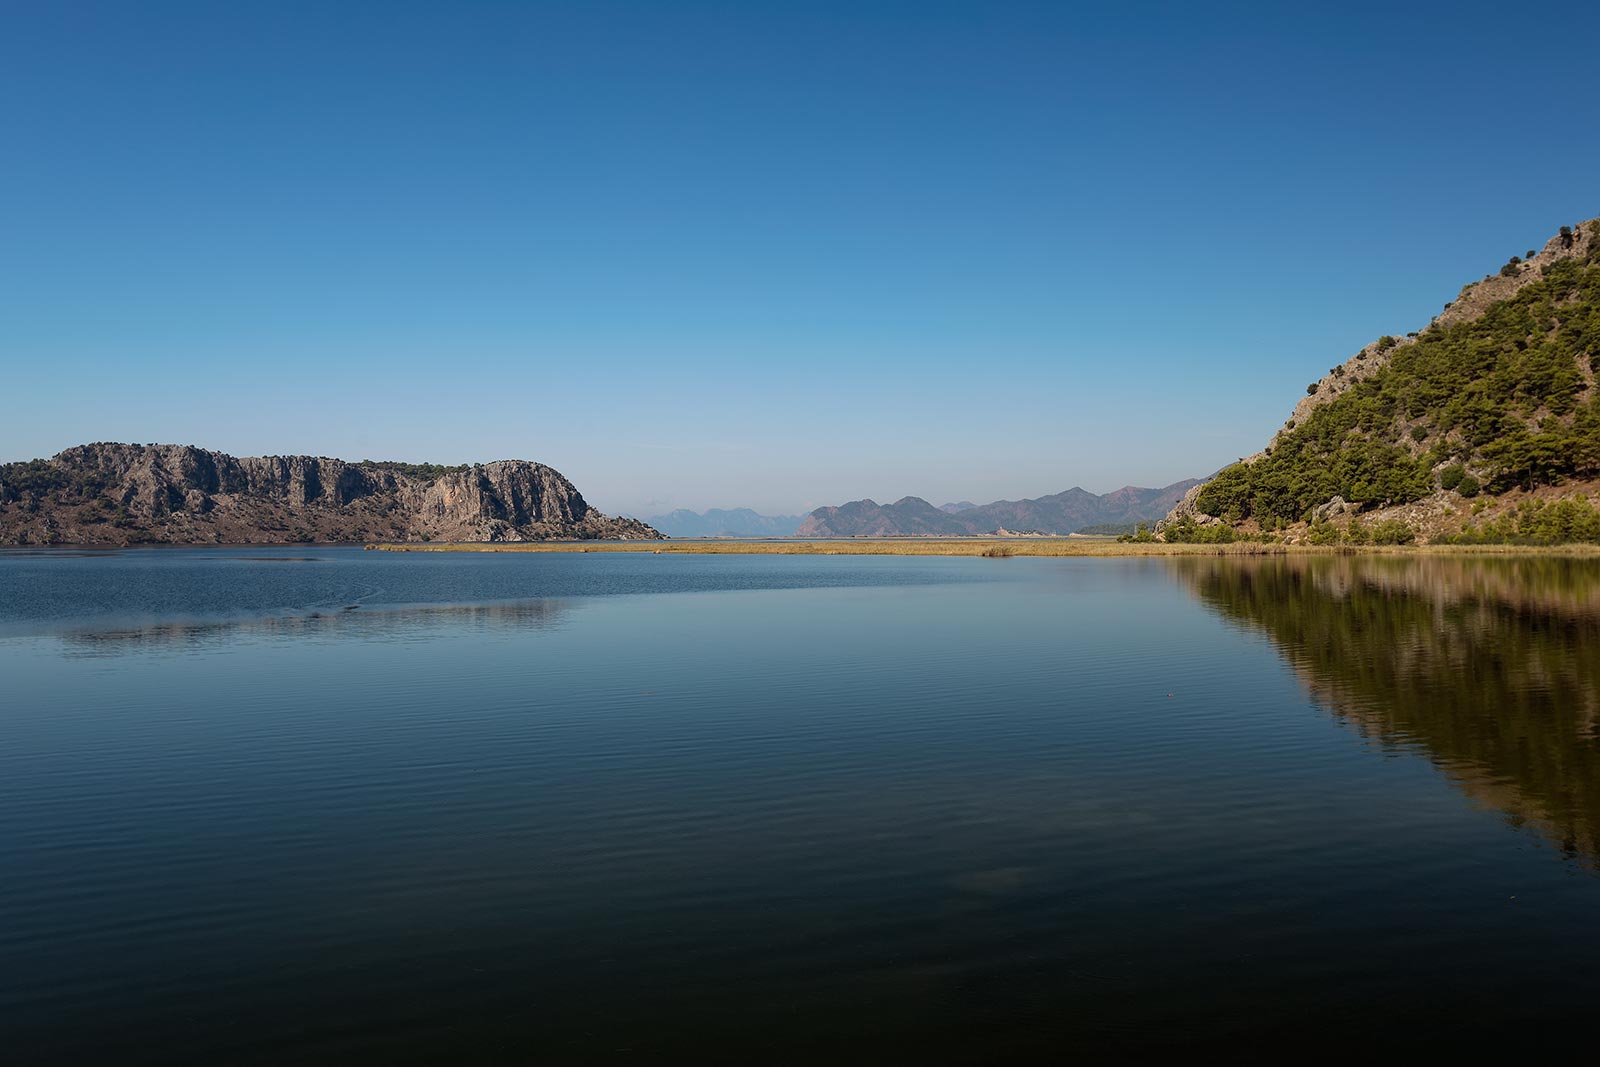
xmin=365 ymin=539 xmax=1600 ymax=558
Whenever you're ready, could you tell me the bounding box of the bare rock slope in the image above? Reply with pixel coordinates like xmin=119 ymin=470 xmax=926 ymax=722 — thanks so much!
xmin=0 ymin=443 xmax=662 ymax=545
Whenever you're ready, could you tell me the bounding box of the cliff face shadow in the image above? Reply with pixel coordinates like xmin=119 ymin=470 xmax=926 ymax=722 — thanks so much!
xmin=1170 ymin=555 xmax=1600 ymax=868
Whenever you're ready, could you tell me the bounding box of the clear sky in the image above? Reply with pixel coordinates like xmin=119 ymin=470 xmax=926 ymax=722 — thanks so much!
xmin=4 ymin=1 xmax=1597 ymax=515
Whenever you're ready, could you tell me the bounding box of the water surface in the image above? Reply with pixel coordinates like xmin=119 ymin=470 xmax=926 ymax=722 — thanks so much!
xmin=4 ymin=548 xmax=1600 ymax=1060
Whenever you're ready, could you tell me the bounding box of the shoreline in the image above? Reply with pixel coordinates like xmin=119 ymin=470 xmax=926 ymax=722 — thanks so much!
xmin=6 ymin=539 xmax=1598 ymax=557
xmin=364 ymin=539 xmax=1600 ymax=558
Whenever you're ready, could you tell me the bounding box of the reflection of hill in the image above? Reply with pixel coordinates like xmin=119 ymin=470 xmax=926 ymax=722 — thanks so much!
xmin=53 ymin=598 xmax=572 ymax=655
xmin=1174 ymin=555 xmax=1600 ymax=867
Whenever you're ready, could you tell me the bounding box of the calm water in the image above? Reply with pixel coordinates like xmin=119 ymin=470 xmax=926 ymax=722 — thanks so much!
xmin=4 ymin=548 xmax=1600 ymax=1060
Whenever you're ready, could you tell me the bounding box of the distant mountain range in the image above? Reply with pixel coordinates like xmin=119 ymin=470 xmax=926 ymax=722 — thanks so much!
xmin=637 ymin=508 xmax=805 ymax=538
xmin=796 ymin=478 xmax=1205 ymax=537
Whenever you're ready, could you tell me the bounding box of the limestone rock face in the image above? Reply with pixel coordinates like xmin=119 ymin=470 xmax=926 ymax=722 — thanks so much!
xmin=1310 ymin=496 xmax=1357 ymax=523
xmin=0 ymin=443 xmax=662 ymax=545
xmin=1153 ymin=482 xmax=1223 ymax=534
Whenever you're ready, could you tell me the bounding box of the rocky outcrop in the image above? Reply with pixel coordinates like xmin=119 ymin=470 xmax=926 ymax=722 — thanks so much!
xmin=1152 ymin=482 xmax=1222 ymax=535
xmin=0 ymin=443 xmax=662 ymax=545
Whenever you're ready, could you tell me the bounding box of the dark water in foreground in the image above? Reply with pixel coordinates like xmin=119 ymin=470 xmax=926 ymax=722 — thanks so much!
xmin=4 ymin=548 xmax=1600 ymax=1060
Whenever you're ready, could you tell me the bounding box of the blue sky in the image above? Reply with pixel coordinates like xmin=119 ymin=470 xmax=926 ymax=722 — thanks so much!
xmin=3 ymin=1 xmax=1597 ymax=514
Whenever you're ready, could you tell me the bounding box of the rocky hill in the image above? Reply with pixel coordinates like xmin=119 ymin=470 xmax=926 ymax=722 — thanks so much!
xmin=797 ymin=478 xmax=1204 ymax=537
xmin=0 ymin=443 xmax=662 ymax=545
xmin=1161 ymin=218 xmax=1600 ymax=544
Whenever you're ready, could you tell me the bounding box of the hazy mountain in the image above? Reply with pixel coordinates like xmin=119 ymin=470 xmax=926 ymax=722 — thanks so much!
xmin=939 ymin=501 xmax=978 ymax=513
xmin=796 ymin=478 xmax=1205 ymax=537
xmin=638 ymin=508 xmax=804 ymax=538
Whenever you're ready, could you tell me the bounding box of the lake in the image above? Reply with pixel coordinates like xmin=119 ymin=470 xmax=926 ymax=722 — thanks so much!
xmin=4 ymin=547 xmax=1600 ymax=1060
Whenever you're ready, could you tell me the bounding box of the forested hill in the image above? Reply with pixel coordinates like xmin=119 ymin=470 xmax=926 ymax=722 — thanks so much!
xmin=1162 ymin=218 xmax=1600 ymax=544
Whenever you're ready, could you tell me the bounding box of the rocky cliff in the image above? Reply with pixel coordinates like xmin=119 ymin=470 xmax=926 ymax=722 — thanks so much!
xmin=0 ymin=443 xmax=662 ymax=545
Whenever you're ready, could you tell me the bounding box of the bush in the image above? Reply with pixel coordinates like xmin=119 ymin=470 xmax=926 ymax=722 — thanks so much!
xmin=358 ymin=460 xmax=469 ymax=480
xmin=1161 ymin=517 xmax=1237 ymax=544
xmin=1444 ymin=498 xmax=1600 ymax=545
xmin=1410 ymin=425 xmax=1429 ymax=442
xmin=1439 ymin=464 xmax=1465 ymax=491
xmin=1457 ymin=473 xmax=1481 ymax=497
xmin=1369 ymin=519 xmax=1416 ymax=545
xmin=1306 ymin=520 xmax=1341 ymax=545
xmin=1307 ymin=382 xmax=1320 ymax=395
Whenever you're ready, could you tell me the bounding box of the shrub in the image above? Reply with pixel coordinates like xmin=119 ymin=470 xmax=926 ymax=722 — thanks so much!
xmin=1115 ymin=523 xmax=1158 ymax=544
xmin=1443 ymin=498 xmax=1600 ymax=545
xmin=1369 ymin=519 xmax=1416 ymax=545
xmin=1161 ymin=517 xmax=1237 ymax=544
xmin=1439 ymin=464 xmax=1465 ymax=491
xmin=1306 ymin=382 xmax=1319 ymax=395
xmin=1457 ymin=474 xmax=1481 ymax=497
xmin=1306 ymin=520 xmax=1341 ymax=545
xmin=1410 ymin=425 xmax=1429 ymax=442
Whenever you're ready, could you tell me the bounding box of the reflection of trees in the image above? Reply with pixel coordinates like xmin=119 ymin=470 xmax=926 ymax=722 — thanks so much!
xmin=55 ymin=598 xmax=572 ymax=654
xmin=1174 ymin=555 xmax=1600 ymax=867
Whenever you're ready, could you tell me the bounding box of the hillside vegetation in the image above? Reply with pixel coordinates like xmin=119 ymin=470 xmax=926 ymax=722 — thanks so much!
xmin=1189 ymin=219 xmax=1600 ymax=535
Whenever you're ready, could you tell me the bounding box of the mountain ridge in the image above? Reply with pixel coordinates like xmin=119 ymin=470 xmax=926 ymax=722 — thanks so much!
xmin=798 ymin=478 xmax=1205 ymax=537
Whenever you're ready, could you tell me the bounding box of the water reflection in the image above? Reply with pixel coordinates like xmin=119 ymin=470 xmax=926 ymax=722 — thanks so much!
xmin=41 ymin=597 xmax=573 ymax=655
xmin=1174 ymin=555 xmax=1600 ymax=867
